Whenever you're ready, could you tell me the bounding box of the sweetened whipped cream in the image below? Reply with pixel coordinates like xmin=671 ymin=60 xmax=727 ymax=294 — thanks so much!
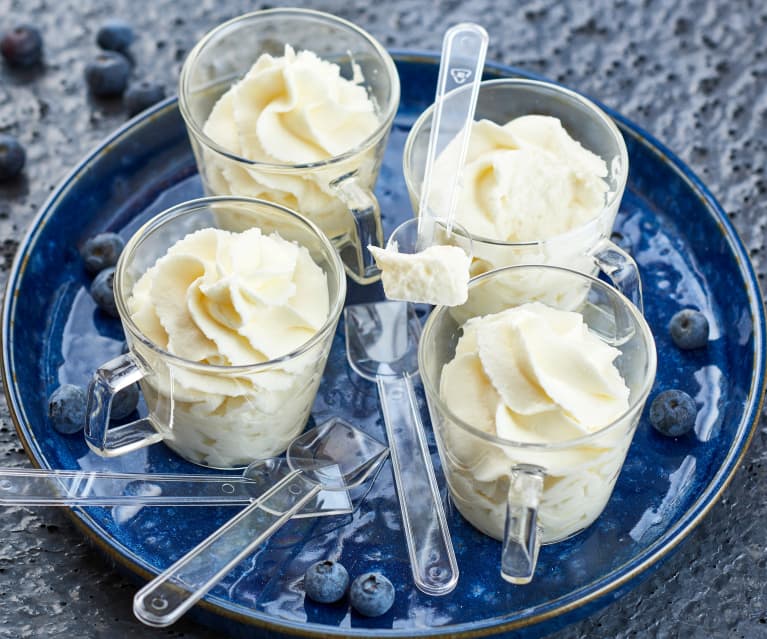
xmin=438 ymin=302 xmax=633 ymax=542
xmin=128 ymin=227 xmax=331 ymax=468
xmin=201 ymin=45 xmax=380 ymax=238
xmin=429 ymin=116 xmax=609 ymax=243
xmin=368 ymin=243 xmax=470 ymax=306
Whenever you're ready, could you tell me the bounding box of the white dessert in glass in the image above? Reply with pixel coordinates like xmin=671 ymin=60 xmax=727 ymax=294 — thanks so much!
xmin=128 ymin=227 xmax=330 ymax=468
xmin=418 ymin=265 xmax=656 ymax=555
xmin=85 ymin=197 xmax=346 ymax=469
xmin=178 ymin=9 xmax=400 ymax=285
xmin=439 ymin=302 xmax=631 ymax=542
xmin=403 ymin=80 xmax=641 ymax=311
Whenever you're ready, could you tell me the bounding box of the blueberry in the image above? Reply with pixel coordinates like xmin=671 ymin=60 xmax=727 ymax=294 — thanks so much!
xmin=48 ymin=384 xmax=87 ymax=434
xmin=669 ymin=309 xmax=709 ymax=350
xmin=85 ymin=52 xmax=131 ymax=97
xmin=90 ymin=266 xmax=118 ymax=317
xmin=649 ymin=389 xmax=697 ymax=437
xmin=349 ymin=572 xmax=394 ymax=617
xmin=124 ymin=81 xmax=166 ymax=116
xmin=1 ymin=24 xmax=43 ymax=67
xmin=304 ymin=560 xmax=349 ymax=604
xmin=96 ymin=20 xmax=134 ymax=52
xmin=111 ymin=382 xmax=139 ymax=421
xmin=80 ymin=232 xmax=125 ymax=274
xmin=0 ymin=134 xmax=25 ymax=181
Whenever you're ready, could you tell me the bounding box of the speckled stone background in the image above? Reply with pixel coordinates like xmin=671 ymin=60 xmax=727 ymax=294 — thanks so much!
xmin=0 ymin=0 xmax=765 ymax=637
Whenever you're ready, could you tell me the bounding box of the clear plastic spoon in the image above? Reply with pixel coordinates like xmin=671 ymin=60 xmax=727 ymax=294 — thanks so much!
xmin=345 ymin=301 xmax=459 ymax=596
xmin=0 ymin=460 xmax=356 ymax=518
xmin=416 ymin=22 xmax=488 ymax=251
xmin=368 ymin=23 xmax=486 ymax=308
xmin=133 ymin=417 xmax=388 ymax=627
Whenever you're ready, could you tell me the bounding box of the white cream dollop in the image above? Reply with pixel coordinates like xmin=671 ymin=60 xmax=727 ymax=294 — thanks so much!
xmin=429 ymin=116 xmax=609 ymax=243
xmin=127 ymin=227 xmax=331 ymax=468
xmin=368 ymin=243 xmax=471 ymax=306
xmin=130 ymin=227 xmax=328 ymax=364
xmin=438 ymin=302 xmax=633 ymax=542
xmin=201 ymin=45 xmax=380 ymax=238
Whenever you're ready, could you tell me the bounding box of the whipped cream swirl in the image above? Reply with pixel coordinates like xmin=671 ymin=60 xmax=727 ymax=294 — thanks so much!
xmin=430 ymin=116 xmax=609 ymax=243
xmin=201 ymin=45 xmax=380 ymax=238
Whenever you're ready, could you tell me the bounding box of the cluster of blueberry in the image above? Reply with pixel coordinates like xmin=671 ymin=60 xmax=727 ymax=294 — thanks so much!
xmin=84 ymin=19 xmax=166 ymax=115
xmin=0 ymin=20 xmax=166 ymax=182
xmin=648 ymin=308 xmax=709 ymax=438
xmin=303 ymin=560 xmax=395 ymax=617
xmin=47 ymin=233 xmax=139 ymax=435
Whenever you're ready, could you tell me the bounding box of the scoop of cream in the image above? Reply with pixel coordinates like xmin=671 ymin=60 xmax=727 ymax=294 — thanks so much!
xmin=368 ymin=243 xmax=471 ymax=306
xmin=429 ymin=116 xmax=609 ymax=242
xmin=203 ymin=44 xmax=379 ymax=165
xmin=441 ymin=301 xmax=630 ymax=452
xmin=128 ymin=227 xmax=329 ymax=366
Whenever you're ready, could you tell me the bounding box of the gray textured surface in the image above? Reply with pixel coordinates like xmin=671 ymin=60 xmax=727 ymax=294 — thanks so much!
xmin=0 ymin=0 xmax=765 ymax=637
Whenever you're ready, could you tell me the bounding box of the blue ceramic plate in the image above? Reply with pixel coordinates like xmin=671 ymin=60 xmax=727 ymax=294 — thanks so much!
xmin=3 ymin=52 xmax=765 ymax=639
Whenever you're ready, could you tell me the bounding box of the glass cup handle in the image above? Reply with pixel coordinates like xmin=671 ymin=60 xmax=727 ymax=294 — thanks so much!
xmin=501 ymin=463 xmax=545 ymax=585
xmin=331 ymin=171 xmax=384 ymax=282
xmin=85 ymin=353 xmax=164 ymax=457
xmin=590 ymin=237 xmax=644 ymax=314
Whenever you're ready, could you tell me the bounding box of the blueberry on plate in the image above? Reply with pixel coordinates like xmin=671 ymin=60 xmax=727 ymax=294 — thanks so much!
xmin=96 ymin=19 xmax=134 ymax=52
xmin=90 ymin=266 xmax=118 ymax=317
xmin=350 ymin=572 xmax=394 ymax=617
xmin=1 ymin=24 xmax=43 ymax=67
xmin=85 ymin=52 xmax=131 ymax=97
xmin=80 ymin=232 xmax=125 ymax=274
xmin=304 ymin=560 xmax=349 ymax=604
xmin=111 ymin=382 xmax=139 ymax=421
xmin=48 ymin=384 xmax=87 ymax=434
xmin=649 ymin=389 xmax=697 ymax=437
xmin=0 ymin=134 xmax=25 ymax=181
xmin=669 ymin=309 xmax=709 ymax=350
xmin=124 ymin=81 xmax=166 ymax=116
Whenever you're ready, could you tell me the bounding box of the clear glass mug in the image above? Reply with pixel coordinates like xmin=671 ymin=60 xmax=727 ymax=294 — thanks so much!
xmin=85 ymin=197 xmax=346 ymax=470
xmin=179 ymin=8 xmax=400 ymax=285
xmin=402 ymin=79 xmax=642 ymax=310
xmin=418 ymin=265 xmax=657 ymax=584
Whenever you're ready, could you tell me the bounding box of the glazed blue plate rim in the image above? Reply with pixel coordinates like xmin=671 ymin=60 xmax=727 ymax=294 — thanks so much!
xmin=2 ymin=50 xmax=765 ymax=637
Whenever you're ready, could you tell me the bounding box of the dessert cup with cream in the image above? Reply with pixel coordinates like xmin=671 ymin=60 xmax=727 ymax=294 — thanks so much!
xmin=85 ymin=196 xmax=346 ymax=469
xmin=179 ymin=9 xmax=400 ymax=285
xmin=418 ymin=265 xmax=656 ymax=584
xmin=403 ymin=79 xmax=642 ymax=311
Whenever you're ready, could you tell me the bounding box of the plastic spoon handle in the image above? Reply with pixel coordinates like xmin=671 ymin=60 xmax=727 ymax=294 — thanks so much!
xmin=0 ymin=468 xmax=256 ymax=506
xmin=134 ymin=469 xmax=322 ymax=627
xmin=417 ymin=22 xmax=488 ymax=250
xmin=377 ymin=374 xmax=459 ymax=595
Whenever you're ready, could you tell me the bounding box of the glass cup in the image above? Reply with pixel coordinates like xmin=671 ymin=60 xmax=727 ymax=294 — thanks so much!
xmin=402 ymin=79 xmax=642 ymax=310
xmin=179 ymin=8 xmax=400 ymax=285
xmin=85 ymin=196 xmax=346 ymax=470
xmin=418 ymin=265 xmax=657 ymax=584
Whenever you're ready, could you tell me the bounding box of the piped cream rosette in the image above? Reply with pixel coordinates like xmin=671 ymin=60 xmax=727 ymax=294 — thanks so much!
xmin=427 ymin=116 xmax=614 ymax=311
xmin=200 ymin=45 xmax=381 ymax=240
